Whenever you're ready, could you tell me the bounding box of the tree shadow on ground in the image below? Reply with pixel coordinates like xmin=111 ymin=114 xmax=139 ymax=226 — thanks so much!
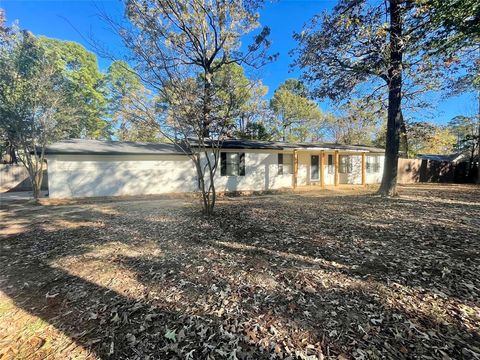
xmin=1 ymin=186 xmax=479 ymax=359
xmin=211 ymin=189 xmax=480 ymax=305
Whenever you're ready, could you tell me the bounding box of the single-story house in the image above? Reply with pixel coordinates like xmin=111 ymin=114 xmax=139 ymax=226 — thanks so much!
xmin=43 ymin=139 xmax=385 ymax=198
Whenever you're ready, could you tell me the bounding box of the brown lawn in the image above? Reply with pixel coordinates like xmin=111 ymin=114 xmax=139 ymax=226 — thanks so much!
xmin=0 ymin=184 xmax=479 ymax=360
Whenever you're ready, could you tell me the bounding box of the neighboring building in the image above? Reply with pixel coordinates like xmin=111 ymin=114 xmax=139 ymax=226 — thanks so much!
xmin=43 ymin=139 xmax=385 ymax=198
xmin=411 ymin=152 xmax=479 ymax=183
xmin=416 ymin=152 xmax=466 ymax=163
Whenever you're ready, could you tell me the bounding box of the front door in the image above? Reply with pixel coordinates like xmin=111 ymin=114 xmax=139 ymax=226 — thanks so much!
xmin=311 ymin=155 xmax=319 ymax=181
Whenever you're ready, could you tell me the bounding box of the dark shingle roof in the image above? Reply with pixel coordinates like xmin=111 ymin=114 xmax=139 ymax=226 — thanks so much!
xmin=216 ymin=139 xmax=298 ymax=150
xmin=218 ymin=139 xmax=384 ymax=153
xmin=295 ymin=142 xmax=384 ymax=153
xmin=43 ymin=139 xmax=188 ymax=155
xmin=43 ymin=139 xmax=385 ymax=155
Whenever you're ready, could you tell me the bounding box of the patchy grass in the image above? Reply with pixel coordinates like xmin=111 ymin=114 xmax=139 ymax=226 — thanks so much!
xmin=0 ymin=184 xmax=479 ymax=360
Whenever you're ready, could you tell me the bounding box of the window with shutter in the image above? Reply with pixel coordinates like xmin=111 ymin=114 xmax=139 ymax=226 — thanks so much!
xmin=278 ymin=153 xmax=293 ymax=175
xmin=220 ymin=152 xmax=245 ymax=176
xmin=220 ymin=152 xmax=227 ymax=176
xmin=239 ymin=153 xmax=245 ymax=176
xmin=283 ymin=154 xmax=293 ymax=174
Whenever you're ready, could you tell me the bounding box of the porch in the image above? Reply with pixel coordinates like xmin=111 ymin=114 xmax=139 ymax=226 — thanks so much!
xmin=292 ymin=149 xmax=381 ymax=188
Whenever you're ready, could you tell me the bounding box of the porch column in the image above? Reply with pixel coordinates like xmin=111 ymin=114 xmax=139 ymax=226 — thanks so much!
xmin=293 ymin=149 xmax=298 ymax=189
xmin=320 ymin=151 xmax=325 ymax=188
xmin=334 ymin=150 xmax=339 ymax=186
xmin=361 ymin=152 xmax=366 ymax=186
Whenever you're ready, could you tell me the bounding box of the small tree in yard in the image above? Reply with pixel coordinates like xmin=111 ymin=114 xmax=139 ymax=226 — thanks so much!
xmin=0 ymin=26 xmax=77 ymax=199
xmin=108 ymin=0 xmax=274 ymax=215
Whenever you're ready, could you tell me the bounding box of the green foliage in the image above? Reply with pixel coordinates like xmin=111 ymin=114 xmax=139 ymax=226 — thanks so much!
xmin=0 ymin=9 xmax=5 ymax=31
xmin=238 ymin=122 xmax=271 ymax=140
xmin=448 ymin=115 xmax=479 ymax=158
xmin=212 ymin=62 xmax=270 ymax=139
xmin=0 ymin=25 xmax=82 ymax=197
xmin=106 ymin=60 xmax=142 ymax=100
xmin=293 ymin=0 xmax=477 ymax=195
xmin=212 ymin=63 xmax=254 ymax=129
xmin=325 ymin=100 xmax=384 ymax=145
xmin=411 ymin=0 xmax=480 ymax=92
xmin=294 ymin=0 xmax=450 ymax=104
xmin=414 ymin=0 xmax=480 ymax=56
xmin=407 ymin=121 xmax=456 ymax=156
xmin=279 ymin=79 xmax=309 ymax=97
xmin=270 ymin=79 xmax=323 ymax=141
xmin=39 ymin=37 xmax=109 ymax=138
xmin=105 ymin=61 xmax=162 ymax=142
xmin=0 ymin=29 xmax=74 ymax=141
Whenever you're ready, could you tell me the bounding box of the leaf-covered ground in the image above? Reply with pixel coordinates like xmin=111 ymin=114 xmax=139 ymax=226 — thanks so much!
xmin=0 ymin=184 xmax=479 ymax=360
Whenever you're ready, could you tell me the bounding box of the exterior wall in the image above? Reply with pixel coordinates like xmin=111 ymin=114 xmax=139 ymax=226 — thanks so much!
xmin=297 ymin=152 xmax=384 ymax=186
xmin=46 ymin=150 xmax=385 ymax=199
xmin=46 ymin=150 xmax=294 ymax=198
xmin=297 ymin=152 xmax=310 ymax=186
xmin=213 ymin=150 xmax=293 ymax=192
xmin=338 ymin=155 xmax=362 ymax=184
xmin=366 ymin=155 xmax=385 ymax=184
xmin=46 ymin=154 xmax=197 ymax=198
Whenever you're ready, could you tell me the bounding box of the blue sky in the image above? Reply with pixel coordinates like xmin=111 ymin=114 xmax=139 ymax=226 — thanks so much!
xmin=1 ymin=0 xmax=476 ymax=124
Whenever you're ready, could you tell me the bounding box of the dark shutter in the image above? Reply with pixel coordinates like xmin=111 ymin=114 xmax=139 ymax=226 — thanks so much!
xmin=220 ymin=152 xmax=226 ymax=176
xmin=278 ymin=153 xmax=283 ymax=175
xmin=239 ymin=153 xmax=245 ymax=176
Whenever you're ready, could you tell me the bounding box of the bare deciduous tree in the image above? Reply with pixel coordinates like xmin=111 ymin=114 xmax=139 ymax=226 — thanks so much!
xmin=104 ymin=0 xmax=275 ymax=215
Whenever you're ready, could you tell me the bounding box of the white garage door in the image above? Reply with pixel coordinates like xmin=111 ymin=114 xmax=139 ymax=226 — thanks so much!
xmin=47 ymin=154 xmax=197 ymax=198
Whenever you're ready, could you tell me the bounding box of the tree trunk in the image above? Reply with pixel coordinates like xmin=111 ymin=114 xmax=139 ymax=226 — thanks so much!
xmin=198 ymin=68 xmax=217 ymax=216
xmin=6 ymin=140 xmax=18 ymax=164
xmin=32 ymin=170 xmax=42 ymax=200
xmin=193 ymin=148 xmax=217 ymax=217
xmin=203 ymin=71 xmax=213 ymax=138
xmin=399 ymin=111 xmax=408 ymax=158
xmin=476 ymin=92 xmax=480 ymax=184
xmin=378 ymin=0 xmax=403 ymax=197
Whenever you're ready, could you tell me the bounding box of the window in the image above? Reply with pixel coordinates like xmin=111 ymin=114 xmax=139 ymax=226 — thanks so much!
xmin=220 ymin=152 xmax=245 ymax=176
xmin=311 ymin=155 xmax=319 ymax=180
xmin=278 ymin=153 xmax=293 ymax=175
xmin=327 ymin=154 xmax=334 ymax=174
xmin=339 ymin=155 xmax=352 ymax=173
xmin=366 ymin=156 xmax=381 ymax=173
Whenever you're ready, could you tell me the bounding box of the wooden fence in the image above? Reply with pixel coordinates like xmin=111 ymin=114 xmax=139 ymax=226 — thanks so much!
xmin=397 ymin=158 xmax=478 ymax=184
xmin=0 ymin=164 xmax=48 ymax=192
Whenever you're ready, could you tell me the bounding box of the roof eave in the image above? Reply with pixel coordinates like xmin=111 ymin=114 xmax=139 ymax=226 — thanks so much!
xmin=43 ymin=151 xmax=191 ymax=156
